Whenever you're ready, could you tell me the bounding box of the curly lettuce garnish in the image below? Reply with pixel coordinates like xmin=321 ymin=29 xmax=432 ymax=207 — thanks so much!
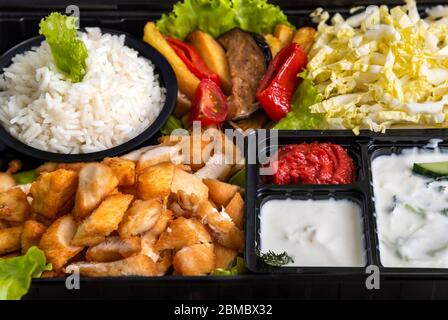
xmin=39 ymin=12 xmax=88 ymax=83
xmin=156 ymin=0 xmax=293 ymax=40
xmin=0 ymin=247 xmax=52 ymax=300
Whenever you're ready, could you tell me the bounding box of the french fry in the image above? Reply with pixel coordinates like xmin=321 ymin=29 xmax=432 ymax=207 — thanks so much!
xmin=264 ymin=34 xmax=282 ymax=57
xmin=274 ymin=23 xmax=294 ymax=48
xmin=292 ymin=27 xmax=316 ymax=54
xmin=143 ymin=22 xmax=200 ymax=99
xmin=187 ymin=30 xmax=232 ymax=95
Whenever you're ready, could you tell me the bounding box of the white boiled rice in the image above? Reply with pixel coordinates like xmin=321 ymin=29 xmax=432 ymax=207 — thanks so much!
xmin=0 ymin=28 xmax=166 ymax=153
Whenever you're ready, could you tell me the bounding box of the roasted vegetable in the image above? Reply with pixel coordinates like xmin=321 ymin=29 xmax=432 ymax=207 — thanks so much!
xmin=143 ymin=22 xmax=200 ymax=99
xmin=190 ymin=79 xmax=228 ymax=126
xmin=257 ymin=43 xmax=308 ymax=120
xmin=188 ymin=30 xmax=232 ymax=94
xmin=165 ymin=36 xmax=221 ymax=88
xmin=274 ymin=23 xmax=293 ymax=48
xmin=292 ymin=27 xmax=315 ymax=54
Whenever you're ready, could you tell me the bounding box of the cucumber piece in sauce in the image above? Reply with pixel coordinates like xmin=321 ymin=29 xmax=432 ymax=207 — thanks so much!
xmin=413 ymin=161 xmax=448 ymax=178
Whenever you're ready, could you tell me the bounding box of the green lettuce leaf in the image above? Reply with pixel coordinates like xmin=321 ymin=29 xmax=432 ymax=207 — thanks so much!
xmin=274 ymin=71 xmax=324 ymax=130
xmin=39 ymin=12 xmax=88 ymax=83
xmin=0 ymin=247 xmax=52 ymax=300
xmin=156 ymin=0 xmax=293 ymax=40
xmin=160 ymin=115 xmax=184 ymax=136
xmin=13 ymin=170 xmax=37 ymax=185
xmin=211 ymin=257 xmax=246 ymax=276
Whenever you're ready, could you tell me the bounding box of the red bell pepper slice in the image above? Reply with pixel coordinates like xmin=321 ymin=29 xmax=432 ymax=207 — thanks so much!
xmin=256 ymin=43 xmax=308 ymax=121
xmin=191 ymin=79 xmax=228 ymax=126
xmin=165 ymin=36 xmax=222 ymax=89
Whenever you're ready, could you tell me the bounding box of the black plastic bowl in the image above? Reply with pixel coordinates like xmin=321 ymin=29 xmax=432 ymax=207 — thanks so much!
xmin=0 ymin=28 xmax=177 ymax=162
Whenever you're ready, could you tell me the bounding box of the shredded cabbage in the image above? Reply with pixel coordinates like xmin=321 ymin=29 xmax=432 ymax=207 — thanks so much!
xmin=307 ymin=0 xmax=448 ymax=133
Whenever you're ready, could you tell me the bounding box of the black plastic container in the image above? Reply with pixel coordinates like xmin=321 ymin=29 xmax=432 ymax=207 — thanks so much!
xmin=2 ymin=0 xmax=448 ymax=300
xmin=245 ymin=131 xmax=448 ymax=280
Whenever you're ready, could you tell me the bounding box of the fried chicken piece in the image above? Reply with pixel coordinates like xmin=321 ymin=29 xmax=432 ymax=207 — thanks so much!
xmin=86 ymin=236 xmax=141 ymax=262
xmin=171 ymin=168 xmax=208 ymax=203
xmin=214 ymin=226 xmax=244 ymax=252
xmin=155 ymin=217 xmax=211 ymax=251
xmin=41 ymin=270 xmax=65 ymax=278
xmin=66 ymin=254 xmax=158 ymax=277
xmin=195 ymin=200 xmax=234 ymax=234
xmin=118 ymin=199 xmax=163 ymax=238
xmin=57 ymin=162 xmax=86 ymax=173
xmin=194 ymin=154 xmax=233 ymax=181
xmin=39 ymin=215 xmax=83 ymax=270
xmin=0 ymin=251 xmax=20 ymax=259
xmin=0 ymin=220 xmax=9 ymax=229
xmin=0 ymin=172 xmax=15 ymax=192
xmin=214 ymin=244 xmax=237 ymax=269
xmin=0 ymin=188 xmax=31 ymax=222
xmin=169 ymin=201 xmax=192 ymax=218
xmin=156 ymin=250 xmax=173 ymax=276
xmin=21 ymin=220 xmax=47 ymax=254
xmin=73 ymin=163 xmax=119 ymax=221
xmin=71 ymin=193 xmax=133 ymax=247
xmin=148 ymin=208 xmax=173 ymax=238
xmin=30 ymin=169 xmax=78 ymax=219
xmin=0 ymin=226 xmax=23 ymax=255
xmin=136 ymin=145 xmax=183 ymax=174
xmin=137 ymin=162 xmax=174 ymax=201
xmin=103 ymin=157 xmax=136 ymax=187
xmin=195 ymin=200 xmax=244 ymax=252
xmin=203 ymin=179 xmax=238 ymax=207
xmin=36 ymin=162 xmax=58 ymax=175
xmin=173 ymin=243 xmax=215 ymax=276
xmin=225 ymin=192 xmax=244 ymax=229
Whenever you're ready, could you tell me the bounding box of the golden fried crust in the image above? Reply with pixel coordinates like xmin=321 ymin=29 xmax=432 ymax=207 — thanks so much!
xmin=214 ymin=226 xmax=244 ymax=253
xmin=0 ymin=220 xmax=9 ymax=229
xmin=103 ymin=157 xmax=136 ymax=187
xmin=73 ymin=163 xmax=119 ymax=221
xmin=118 ymin=199 xmax=163 ymax=238
xmin=224 ymin=192 xmax=244 ymax=229
xmin=30 ymin=169 xmax=78 ymax=219
xmin=195 ymin=200 xmax=234 ymax=234
xmin=136 ymin=145 xmax=182 ymax=174
xmin=137 ymin=162 xmax=174 ymax=201
xmin=21 ymin=220 xmax=47 ymax=254
xmin=0 ymin=226 xmax=23 ymax=255
xmin=0 ymin=188 xmax=31 ymax=222
xmin=38 ymin=215 xmax=83 ymax=270
xmin=66 ymin=254 xmax=158 ymax=277
xmin=173 ymin=243 xmax=215 ymax=276
xmin=148 ymin=209 xmax=173 ymax=238
xmin=86 ymin=236 xmax=141 ymax=262
xmin=155 ymin=217 xmax=211 ymax=251
xmin=203 ymin=179 xmax=238 ymax=207
xmin=71 ymin=193 xmax=133 ymax=247
xmin=156 ymin=250 xmax=173 ymax=276
xmin=171 ymin=168 xmax=208 ymax=203
xmin=214 ymin=244 xmax=237 ymax=269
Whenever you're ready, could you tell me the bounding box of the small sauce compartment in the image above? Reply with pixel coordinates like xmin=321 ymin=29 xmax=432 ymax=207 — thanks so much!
xmin=369 ymin=140 xmax=448 ymax=272
xmin=250 ymin=131 xmax=366 ymax=187
xmin=245 ymin=189 xmax=372 ymax=274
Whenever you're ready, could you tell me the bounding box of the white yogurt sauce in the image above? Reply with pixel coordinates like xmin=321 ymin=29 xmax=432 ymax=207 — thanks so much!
xmin=372 ymin=147 xmax=448 ymax=268
xmin=259 ymin=198 xmax=366 ymax=267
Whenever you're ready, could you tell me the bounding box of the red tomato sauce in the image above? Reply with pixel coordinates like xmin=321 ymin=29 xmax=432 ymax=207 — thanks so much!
xmin=267 ymin=142 xmax=356 ymax=184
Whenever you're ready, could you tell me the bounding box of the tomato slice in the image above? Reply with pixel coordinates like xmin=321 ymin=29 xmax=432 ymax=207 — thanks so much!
xmin=165 ymin=36 xmax=222 ymax=88
xmin=191 ymin=79 xmax=228 ymax=126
